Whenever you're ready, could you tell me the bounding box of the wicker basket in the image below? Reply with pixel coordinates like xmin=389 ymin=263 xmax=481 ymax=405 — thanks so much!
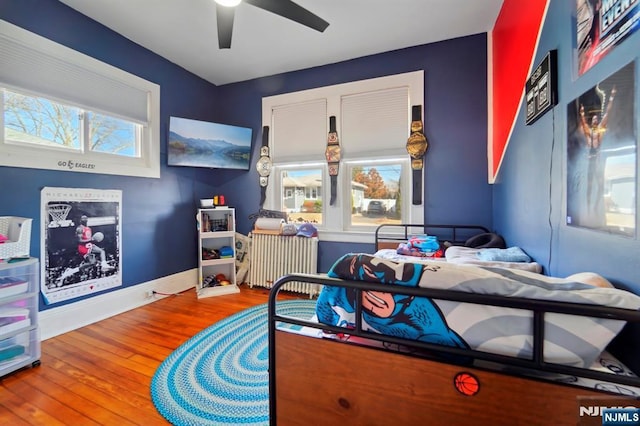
xmin=0 ymin=217 xmax=32 ymax=260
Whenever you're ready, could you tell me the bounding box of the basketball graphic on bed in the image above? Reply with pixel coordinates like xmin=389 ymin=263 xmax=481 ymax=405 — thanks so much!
xmin=93 ymin=232 xmax=104 ymax=242
xmin=454 ymin=372 xmax=479 ymax=396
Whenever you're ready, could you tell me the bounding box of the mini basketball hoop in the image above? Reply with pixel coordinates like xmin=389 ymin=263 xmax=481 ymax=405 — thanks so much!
xmin=48 ymin=204 xmax=73 ymax=228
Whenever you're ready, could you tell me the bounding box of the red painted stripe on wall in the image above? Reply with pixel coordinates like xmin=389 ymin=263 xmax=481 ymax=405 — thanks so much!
xmin=490 ymin=0 xmax=549 ymax=182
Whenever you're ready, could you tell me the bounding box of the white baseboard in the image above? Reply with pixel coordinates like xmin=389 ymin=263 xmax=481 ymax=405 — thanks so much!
xmin=39 ymin=268 xmax=197 ymax=340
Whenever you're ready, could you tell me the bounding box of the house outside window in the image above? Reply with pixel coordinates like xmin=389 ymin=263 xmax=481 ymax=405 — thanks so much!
xmin=281 ymin=168 xmax=323 ymax=225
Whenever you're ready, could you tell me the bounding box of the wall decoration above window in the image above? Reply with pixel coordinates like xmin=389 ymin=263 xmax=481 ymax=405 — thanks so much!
xmin=255 ymin=126 xmax=272 ymax=208
xmin=406 ymin=105 xmax=427 ymax=205
xmin=325 ymin=116 xmax=341 ymax=206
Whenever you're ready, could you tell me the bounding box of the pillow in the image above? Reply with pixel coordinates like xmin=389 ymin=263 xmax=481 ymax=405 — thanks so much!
xmin=566 ymin=272 xmax=614 ymax=288
xmin=476 ymin=247 xmax=532 ymax=263
xmin=464 ymin=232 xmax=506 ymax=249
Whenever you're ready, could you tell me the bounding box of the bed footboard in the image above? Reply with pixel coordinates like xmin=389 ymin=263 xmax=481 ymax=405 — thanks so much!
xmin=275 ymin=330 xmax=605 ymax=425
xmin=268 ymin=274 xmax=640 ymax=425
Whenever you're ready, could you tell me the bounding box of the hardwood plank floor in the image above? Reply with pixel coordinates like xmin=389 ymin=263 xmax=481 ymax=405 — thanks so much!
xmin=0 ymin=285 xmax=300 ymax=425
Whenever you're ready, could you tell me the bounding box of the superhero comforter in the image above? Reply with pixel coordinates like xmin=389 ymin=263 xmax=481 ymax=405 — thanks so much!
xmin=316 ymin=253 xmax=640 ymax=368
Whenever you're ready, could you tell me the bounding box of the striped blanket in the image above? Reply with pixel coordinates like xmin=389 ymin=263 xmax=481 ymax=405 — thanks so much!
xmin=317 ymin=253 xmax=640 ymax=368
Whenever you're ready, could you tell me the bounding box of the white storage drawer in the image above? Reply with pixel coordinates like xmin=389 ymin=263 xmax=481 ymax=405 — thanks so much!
xmin=0 ymin=329 xmax=39 ymax=372
xmin=0 ymin=258 xmax=41 ymax=377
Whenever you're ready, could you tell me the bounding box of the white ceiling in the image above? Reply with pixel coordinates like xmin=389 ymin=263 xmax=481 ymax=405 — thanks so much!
xmin=58 ymin=0 xmax=504 ymax=86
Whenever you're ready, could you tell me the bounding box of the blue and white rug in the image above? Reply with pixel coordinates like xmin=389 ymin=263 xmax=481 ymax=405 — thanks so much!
xmin=150 ymin=299 xmax=317 ymax=425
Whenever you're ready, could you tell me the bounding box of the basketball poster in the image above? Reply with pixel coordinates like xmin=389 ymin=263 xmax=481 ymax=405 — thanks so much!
xmin=41 ymin=187 xmax=122 ymax=305
xmin=576 ymin=0 xmax=640 ymax=77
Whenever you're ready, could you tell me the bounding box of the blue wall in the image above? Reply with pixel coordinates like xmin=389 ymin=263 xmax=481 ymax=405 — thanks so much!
xmin=493 ymin=0 xmax=640 ymax=295
xmin=1 ymin=0 xmax=491 ymax=307
xmin=0 ymin=0 xmax=226 ymax=309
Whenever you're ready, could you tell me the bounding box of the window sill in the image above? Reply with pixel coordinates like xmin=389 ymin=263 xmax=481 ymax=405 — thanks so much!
xmin=317 ymin=230 xmax=376 ymax=245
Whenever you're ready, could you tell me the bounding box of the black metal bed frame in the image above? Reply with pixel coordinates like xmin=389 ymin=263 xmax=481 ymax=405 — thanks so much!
xmin=374 ymin=223 xmax=490 ymax=249
xmin=268 ymin=273 xmax=640 ymax=425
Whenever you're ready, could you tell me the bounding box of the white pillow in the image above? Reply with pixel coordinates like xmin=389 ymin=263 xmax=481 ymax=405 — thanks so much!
xmin=566 ymin=272 xmax=614 ymax=288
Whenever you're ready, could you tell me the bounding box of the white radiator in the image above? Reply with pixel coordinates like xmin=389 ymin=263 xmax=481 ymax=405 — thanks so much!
xmin=249 ymin=234 xmax=319 ymax=297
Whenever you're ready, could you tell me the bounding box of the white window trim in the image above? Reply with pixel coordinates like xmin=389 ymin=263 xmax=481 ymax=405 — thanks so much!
xmin=0 ymin=20 xmax=160 ymax=178
xmin=263 ymin=71 xmax=424 ymax=243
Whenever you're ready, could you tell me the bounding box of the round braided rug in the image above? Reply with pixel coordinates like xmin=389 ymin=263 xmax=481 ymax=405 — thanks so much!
xmin=151 ymin=299 xmax=316 ymax=426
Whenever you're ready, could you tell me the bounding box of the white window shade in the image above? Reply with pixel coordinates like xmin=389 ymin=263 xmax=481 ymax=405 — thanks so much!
xmin=270 ymin=99 xmax=327 ymax=163
xmin=0 ymin=20 xmax=153 ymax=124
xmin=340 ymin=87 xmax=409 ymax=159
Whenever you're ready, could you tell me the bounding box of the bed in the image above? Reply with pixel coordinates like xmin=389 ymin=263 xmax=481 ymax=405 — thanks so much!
xmin=267 ymin=225 xmax=640 ymax=425
xmin=374 ymin=223 xmax=543 ymax=272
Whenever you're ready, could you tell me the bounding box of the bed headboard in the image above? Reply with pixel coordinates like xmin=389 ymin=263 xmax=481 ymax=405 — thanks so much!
xmin=375 ymin=223 xmax=490 ymax=251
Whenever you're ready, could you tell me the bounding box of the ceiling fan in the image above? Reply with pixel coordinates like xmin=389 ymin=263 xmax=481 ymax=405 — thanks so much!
xmin=214 ymin=0 xmax=329 ymax=49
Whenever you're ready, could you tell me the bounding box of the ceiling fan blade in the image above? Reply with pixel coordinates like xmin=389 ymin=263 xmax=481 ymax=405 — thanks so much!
xmin=245 ymin=0 xmax=329 ymax=32
xmin=216 ymin=4 xmax=235 ymax=49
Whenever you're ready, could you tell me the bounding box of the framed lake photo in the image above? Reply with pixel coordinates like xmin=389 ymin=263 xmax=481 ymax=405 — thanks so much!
xmin=168 ymin=117 xmax=253 ymax=170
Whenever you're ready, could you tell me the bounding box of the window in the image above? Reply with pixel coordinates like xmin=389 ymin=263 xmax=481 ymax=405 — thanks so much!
xmin=348 ymin=161 xmax=403 ymax=227
xmin=263 ymin=71 xmax=424 ymax=243
xmin=4 ymin=90 xmax=141 ymax=157
xmin=0 ymin=20 xmax=160 ymax=178
xmin=278 ymin=166 xmax=324 ymax=225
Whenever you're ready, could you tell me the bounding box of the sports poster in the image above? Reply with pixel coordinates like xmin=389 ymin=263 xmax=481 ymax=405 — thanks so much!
xmin=576 ymin=0 xmax=640 ymax=76
xmin=41 ymin=187 xmax=122 ymax=305
xmin=566 ymin=62 xmax=636 ymax=236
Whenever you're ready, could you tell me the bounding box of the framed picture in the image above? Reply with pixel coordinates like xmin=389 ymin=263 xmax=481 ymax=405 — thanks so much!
xmin=575 ymin=0 xmax=640 ymax=77
xmin=41 ymin=187 xmax=122 ymax=305
xmin=168 ymin=116 xmax=253 ymax=170
xmin=566 ymin=62 xmax=636 ymax=236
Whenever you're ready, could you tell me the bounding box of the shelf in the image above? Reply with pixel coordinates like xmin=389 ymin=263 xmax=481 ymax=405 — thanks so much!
xmin=197 ymin=208 xmax=238 ymax=299
xmin=201 ymin=258 xmax=235 ymax=267
xmin=200 ymin=230 xmax=234 ymax=239
xmin=197 ymin=285 xmax=240 ymax=298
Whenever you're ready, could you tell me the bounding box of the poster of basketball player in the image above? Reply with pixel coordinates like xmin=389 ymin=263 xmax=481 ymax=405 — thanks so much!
xmin=566 ymin=62 xmax=636 ymax=236
xmin=576 ymin=0 xmax=640 ymax=77
xmin=41 ymin=187 xmax=122 ymax=305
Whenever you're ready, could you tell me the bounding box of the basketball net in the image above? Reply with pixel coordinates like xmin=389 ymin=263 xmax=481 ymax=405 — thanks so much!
xmin=48 ymin=204 xmax=73 ymax=228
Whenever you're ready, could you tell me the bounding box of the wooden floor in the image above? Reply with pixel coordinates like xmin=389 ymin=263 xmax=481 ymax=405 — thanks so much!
xmin=0 ymin=285 xmax=300 ymax=425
